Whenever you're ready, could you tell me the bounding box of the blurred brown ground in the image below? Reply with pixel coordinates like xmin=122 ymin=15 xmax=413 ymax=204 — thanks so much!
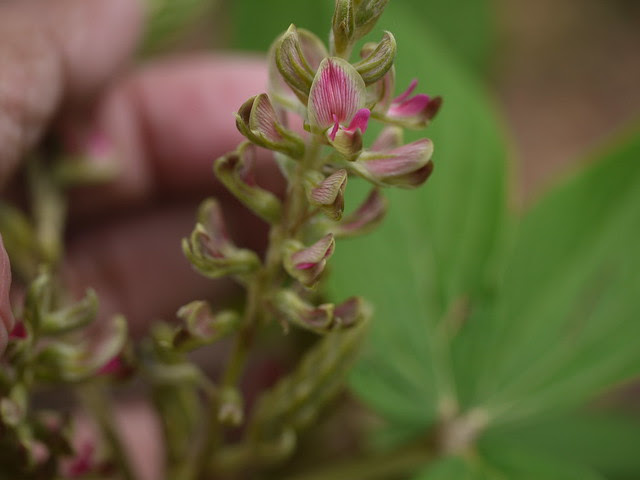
xmin=493 ymin=0 xmax=640 ymax=203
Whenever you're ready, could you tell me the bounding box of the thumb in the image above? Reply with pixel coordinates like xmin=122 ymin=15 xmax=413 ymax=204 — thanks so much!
xmin=0 ymin=0 xmax=145 ymax=184
xmin=0 ymin=236 xmax=15 ymax=354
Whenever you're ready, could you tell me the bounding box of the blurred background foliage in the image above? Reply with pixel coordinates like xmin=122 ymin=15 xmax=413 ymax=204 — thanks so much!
xmin=144 ymin=0 xmax=640 ymax=478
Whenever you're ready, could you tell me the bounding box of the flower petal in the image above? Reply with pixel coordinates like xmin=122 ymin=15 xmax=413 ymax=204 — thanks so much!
xmin=344 ymin=108 xmax=371 ymax=134
xmin=393 ymin=78 xmax=418 ymax=104
xmin=308 ymin=57 xmax=366 ymax=130
xmin=291 ymin=234 xmax=335 ymax=270
xmin=388 ymin=93 xmax=430 ymax=118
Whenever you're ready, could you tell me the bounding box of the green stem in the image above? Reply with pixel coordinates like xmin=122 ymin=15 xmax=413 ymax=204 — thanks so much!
xmin=283 ymin=442 xmax=435 ymax=480
xmin=80 ymin=384 xmax=137 ymax=480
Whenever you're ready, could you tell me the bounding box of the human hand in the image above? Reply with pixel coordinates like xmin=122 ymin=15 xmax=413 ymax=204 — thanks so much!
xmin=0 ymin=0 xmax=272 ymax=352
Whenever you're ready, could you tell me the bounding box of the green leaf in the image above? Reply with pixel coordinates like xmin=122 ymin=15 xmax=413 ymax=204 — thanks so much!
xmin=482 ymin=410 xmax=640 ymax=479
xmin=330 ymin=3 xmax=508 ymax=434
xmin=459 ymin=128 xmax=640 ymax=423
xmin=479 ymin=436 xmax=606 ymax=480
xmin=414 ymin=456 xmax=490 ymax=480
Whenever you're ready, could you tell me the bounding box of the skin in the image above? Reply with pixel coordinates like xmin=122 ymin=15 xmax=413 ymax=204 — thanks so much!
xmin=0 ymin=0 xmax=272 ymax=476
xmin=0 ymin=0 xmax=272 ymax=342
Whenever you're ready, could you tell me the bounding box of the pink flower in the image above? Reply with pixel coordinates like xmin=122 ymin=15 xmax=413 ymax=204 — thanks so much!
xmin=354 ymin=136 xmax=434 ymax=189
xmin=386 ymin=79 xmax=442 ymax=127
xmin=284 ymin=234 xmax=336 ymax=287
xmin=308 ymin=57 xmax=370 ymax=156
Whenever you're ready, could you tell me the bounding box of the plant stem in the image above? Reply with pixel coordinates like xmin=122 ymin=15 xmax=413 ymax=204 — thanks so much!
xmin=80 ymin=384 xmax=137 ymax=480
xmin=283 ymin=442 xmax=435 ymax=480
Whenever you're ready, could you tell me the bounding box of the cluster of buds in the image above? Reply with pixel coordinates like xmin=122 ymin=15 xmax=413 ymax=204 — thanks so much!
xmin=182 ymin=0 xmax=440 ymax=337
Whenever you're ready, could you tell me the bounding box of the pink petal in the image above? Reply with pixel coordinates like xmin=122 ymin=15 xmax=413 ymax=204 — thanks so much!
xmin=329 ymin=114 xmax=340 ymax=141
xmin=389 ymin=94 xmax=430 ymax=118
xmin=392 ymin=79 xmax=418 ymax=104
xmin=251 ymin=94 xmax=283 ymax=142
xmin=371 ymin=126 xmax=403 ymax=152
xmin=308 ymin=57 xmax=366 ymax=130
xmin=344 ymin=108 xmax=371 ymax=134
xmin=364 ymin=139 xmax=432 ymax=177
xmin=291 ymin=234 xmax=335 ymax=269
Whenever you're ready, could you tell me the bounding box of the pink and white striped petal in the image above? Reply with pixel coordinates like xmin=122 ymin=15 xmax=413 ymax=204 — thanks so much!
xmin=308 ymin=57 xmax=367 ymax=131
xmin=356 ymin=139 xmax=434 ymax=188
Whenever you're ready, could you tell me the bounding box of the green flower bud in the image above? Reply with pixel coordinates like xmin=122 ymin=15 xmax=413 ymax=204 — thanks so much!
xmin=213 ymin=143 xmax=283 ymax=224
xmin=236 ymin=94 xmax=305 ymax=159
xmin=353 ymin=31 xmax=396 ymax=85
xmin=182 ymin=198 xmax=261 ymax=279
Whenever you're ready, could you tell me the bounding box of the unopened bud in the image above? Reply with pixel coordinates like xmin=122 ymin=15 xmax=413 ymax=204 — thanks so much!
xmin=214 ymin=143 xmax=283 ymax=224
xmin=332 ymin=188 xmax=387 ymax=238
xmin=40 ymin=289 xmax=98 ymax=335
xmin=353 ymin=139 xmax=434 ymax=188
xmin=283 ymin=234 xmax=335 ymax=287
xmin=0 ymin=386 xmax=27 ymax=427
xmin=354 ymin=0 xmax=390 ymax=38
xmin=268 ymin=28 xmax=328 ymax=111
xmin=308 ymin=169 xmax=348 ymax=221
xmin=236 ymin=94 xmax=305 ymax=159
xmin=173 ymin=301 xmax=239 ymax=351
xmin=183 ymin=199 xmax=261 ymax=280
xmin=331 ymin=0 xmax=355 ymax=58
xmin=354 ymin=31 xmax=396 ymax=85
xmin=272 ymin=290 xmax=334 ymax=334
xmin=334 ymin=297 xmax=371 ymax=327
xmin=34 ymin=315 xmax=128 ymax=383
xmin=275 ymin=25 xmax=316 ymax=104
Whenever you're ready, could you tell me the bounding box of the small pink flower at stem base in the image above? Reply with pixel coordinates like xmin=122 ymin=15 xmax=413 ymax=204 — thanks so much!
xmin=307 ymin=57 xmax=370 ymax=158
